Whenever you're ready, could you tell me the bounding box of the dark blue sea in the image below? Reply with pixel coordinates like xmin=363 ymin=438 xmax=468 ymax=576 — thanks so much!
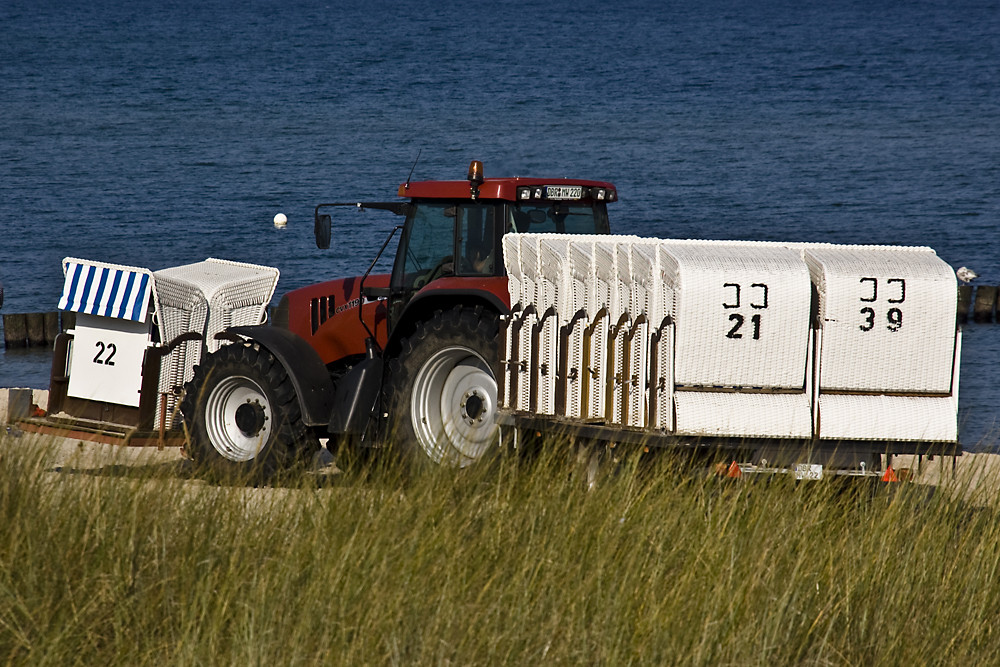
xmin=2 ymin=0 xmax=998 ymax=447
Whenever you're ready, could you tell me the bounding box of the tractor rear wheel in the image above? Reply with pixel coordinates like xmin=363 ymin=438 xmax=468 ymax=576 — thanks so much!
xmin=181 ymin=342 xmax=317 ymax=478
xmin=385 ymin=306 xmax=500 ymax=467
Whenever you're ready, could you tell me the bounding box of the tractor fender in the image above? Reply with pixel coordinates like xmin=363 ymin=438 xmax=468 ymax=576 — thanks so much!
xmin=227 ymin=326 xmax=334 ymax=427
xmin=386 ymin=287 xmax=510 ymax=353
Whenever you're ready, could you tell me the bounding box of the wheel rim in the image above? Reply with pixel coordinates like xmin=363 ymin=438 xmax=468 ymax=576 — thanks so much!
xmin=204 ymin=375 xmax=273 ymax=462
xmin=410 ymin=345 xmax=498 ymax=466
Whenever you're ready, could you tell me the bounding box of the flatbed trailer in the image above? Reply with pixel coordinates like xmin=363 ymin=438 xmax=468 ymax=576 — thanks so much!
xmin=497 ymin=234 xmax=962 ymax=479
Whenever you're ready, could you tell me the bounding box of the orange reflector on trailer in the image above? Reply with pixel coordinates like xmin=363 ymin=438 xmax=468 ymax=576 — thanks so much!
xmin=882 ymin=465 xmax=899 ymax=483
xmin=727 ymin=461 xmax=743 ymax=479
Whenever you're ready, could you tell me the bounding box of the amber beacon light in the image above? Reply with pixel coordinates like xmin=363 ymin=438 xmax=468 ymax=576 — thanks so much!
xmin=468 ymin=160 xmax=485 ymax=198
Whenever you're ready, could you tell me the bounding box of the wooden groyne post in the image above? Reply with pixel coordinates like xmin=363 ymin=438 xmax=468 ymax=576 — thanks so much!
xmin=2 ymin=314 xmax=28 ymax=348
xmin=957 ymin=285 xmax=973 ymax=323
xmin=973 ymin=286 xmax=998 ymax=323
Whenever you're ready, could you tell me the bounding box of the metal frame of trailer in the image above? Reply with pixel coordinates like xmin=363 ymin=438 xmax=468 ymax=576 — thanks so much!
xmin=498 ymin=410 xmax=962 ymax=479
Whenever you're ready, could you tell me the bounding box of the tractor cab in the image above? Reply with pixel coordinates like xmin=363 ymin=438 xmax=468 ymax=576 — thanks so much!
xmin=311 ymin=161 xmax=615 ymax=338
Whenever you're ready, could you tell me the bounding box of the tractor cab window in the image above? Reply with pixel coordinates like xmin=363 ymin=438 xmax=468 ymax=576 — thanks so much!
xmin=393 ymin=201 xmax=500 ymax=292
xmin=394 ymin=202 xmax=456 ymax=291
xmin=506 ymin=202 xmax=610 ymax=235
xmin=456 ymin=203 xmax=497 ymax=276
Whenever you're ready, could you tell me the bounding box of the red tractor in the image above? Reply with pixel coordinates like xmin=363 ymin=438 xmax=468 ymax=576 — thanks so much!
xmin=180 ymin=162 xmax=617 ymax=473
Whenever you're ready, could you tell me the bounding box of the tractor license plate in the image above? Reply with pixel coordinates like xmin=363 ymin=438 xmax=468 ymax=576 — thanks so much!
xmin=544 ymin=185 xmax=583 ymax=200
xmin=794 ymin=463 xmax=823 ymax=481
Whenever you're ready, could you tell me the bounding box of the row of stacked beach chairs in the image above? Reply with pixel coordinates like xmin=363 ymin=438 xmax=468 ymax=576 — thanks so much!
xmin=501 ymin=234 xmax=960 ymax=444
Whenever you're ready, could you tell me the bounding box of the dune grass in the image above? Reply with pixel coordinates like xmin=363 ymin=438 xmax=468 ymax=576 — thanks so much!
xmin=1 ymin=434 xmax=999 ymax=665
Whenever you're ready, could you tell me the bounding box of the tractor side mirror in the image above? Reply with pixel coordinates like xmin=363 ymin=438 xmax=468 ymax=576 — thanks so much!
xmin=315 ymin=213 xmax=332 ymax=249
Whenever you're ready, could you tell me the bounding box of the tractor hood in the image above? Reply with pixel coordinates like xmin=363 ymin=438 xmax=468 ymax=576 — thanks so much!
xmin=274 ymin=274 xmax=390 ymax=365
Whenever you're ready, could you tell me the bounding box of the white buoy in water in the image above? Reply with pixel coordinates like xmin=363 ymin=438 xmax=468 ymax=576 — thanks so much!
xmin=273 ymin=212 xmax=288 ymax=228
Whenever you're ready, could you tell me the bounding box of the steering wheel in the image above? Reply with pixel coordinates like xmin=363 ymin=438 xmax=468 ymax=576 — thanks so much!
xmin=412 ymin=255 xmax=453 ymax=289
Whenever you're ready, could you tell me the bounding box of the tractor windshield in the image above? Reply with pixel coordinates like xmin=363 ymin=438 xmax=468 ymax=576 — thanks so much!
xmin=506 ymin=202 xmax=610 ymax=235
xmin=390 ymin=199 xmax=610 ymax=296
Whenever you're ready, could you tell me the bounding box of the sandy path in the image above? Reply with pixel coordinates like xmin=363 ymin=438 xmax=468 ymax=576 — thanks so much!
xmin=3 ymin=388 xmax=998 ymax=505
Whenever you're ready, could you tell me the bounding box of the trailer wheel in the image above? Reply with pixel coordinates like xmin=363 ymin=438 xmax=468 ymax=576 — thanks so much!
xmin=181 ymin=342 xmax=317 ymax=477
xmin=386 ymin=306 xmax=500 ymax=467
